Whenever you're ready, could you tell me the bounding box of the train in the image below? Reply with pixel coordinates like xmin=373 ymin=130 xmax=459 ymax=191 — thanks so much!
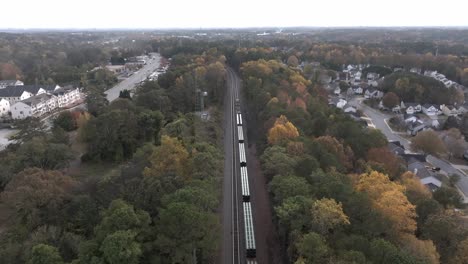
xmin=236 ymin=111 xmax=257 ymax=261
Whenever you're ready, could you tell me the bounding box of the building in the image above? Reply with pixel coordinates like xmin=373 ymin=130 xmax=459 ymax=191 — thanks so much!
xmin=0 ymin=80 xmax=23 ymax=89
xmin=51 ymin=85 xmax=81 ymax=108
xmin=0 ymin=84 xmax=60 ymax=104
xmin=422 ymin=104 xmax=441 ymax=116
xmin=404 ymin=103 xmax=422 ymax=115
xmin=440 ymin=104 xmax=458 ymax=116
xmin=11 ymin=93 xmax=57 ymax=119
xmin=364 ymin=88 xmax=384 ymax=99
xmin=0 ymin=98 xmax=10 ymax=116
xmin=407 ymin=159 xmax=442 ymax=191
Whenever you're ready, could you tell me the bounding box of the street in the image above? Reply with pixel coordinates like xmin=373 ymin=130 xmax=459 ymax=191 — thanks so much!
xmin=222 ymin=68 xmax=243 ymax=264
xmin=105 ymin=53 xmax=162 ymax=101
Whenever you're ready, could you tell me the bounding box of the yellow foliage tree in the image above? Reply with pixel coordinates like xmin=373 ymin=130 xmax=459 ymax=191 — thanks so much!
xmin=400 ymin=171 xmax=432 ymax=204
xmin=267 ymin=115 xmax=300 ymax=145
xmin=356 ymin=171 xmax=417 ymax=237
xmin=449 ymin=238 xmax=468 ymax=264
xmin=400 ymin=234 xmax=440 ymax=264
xmin=310 ymin=198 xmax=350 ymax=235
xmin=143 ymin=135 xmax=190 ymax=181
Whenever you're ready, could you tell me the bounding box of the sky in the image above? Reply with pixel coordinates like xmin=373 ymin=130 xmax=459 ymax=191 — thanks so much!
xmin=2 ymin=0 xmax=468 ymax=29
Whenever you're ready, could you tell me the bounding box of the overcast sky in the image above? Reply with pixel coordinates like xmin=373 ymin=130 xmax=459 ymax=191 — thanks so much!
xmin=2 ymin=0 xmax=467 ymax=29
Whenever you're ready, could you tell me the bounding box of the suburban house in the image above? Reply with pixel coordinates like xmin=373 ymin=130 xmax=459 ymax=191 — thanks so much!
xmin=336 ymin=99 xmax=347 ymax=109
xmin=328 ymin=98 xmax=347 ymax=109
xmin=0 ymin=80 xmax=24 ymax=89
xmin=338 ymin=72 xmax=349 ymax=82
xmin=364 ymin=88 xmax=384 ymax=99
xmin=0 ymin=98 xmax=10 ymax=116
xmin=367 ymin=72 xmax=380 ymax=87
xmin=410 ymin=68 xmax=422 ymax=74
xmin=11 ymin=93 xmax=57 ymax=119
xmin=458 ymin=103 xmax=468 ymax=115
xmin=352 ymin=86 xmax=363 ymax=94
xmin=422 ymin=104 xmax=441 ymax=116
xmin=334 ymin=86 xmax=341 ymax=95
xmin=407 ymin=159 xmax=442 ymax=191
xmin=404 ymin=103 xmax=422 ymax=115
xmin=407 ymin=123 xmax=428 ymax=136
xmin=319 ymin=73 xmax=332 ymax=84
xmin=440 ymin=104 xmax=458 ymax=116
xmin=343 ymin=104 xmax=357 ymax=113
xmin=388 ymin=141 xmax=405 ymax=156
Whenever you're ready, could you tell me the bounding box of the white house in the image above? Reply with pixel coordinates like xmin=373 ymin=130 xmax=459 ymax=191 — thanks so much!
xmin=353 ymin=86 xmax=363 ymax=95
xmin=0 ymin=84 xmax=59 ymax=104
xmin=343 ymin=105 xmax=357 ymax=113
xmin=0 ymin=98 xmax=10 ymax=116
xmin=440 ymin=104 xmax=458 ymax=116
xmin=364 ymin=88 xmax=384 ymax=99
xmin=422 ymin=104 xmax=441 ymax=116
xmin=334 ymin=87 xmax=341 ymax=95
xmin=337 ymin=99 xmax=347 ymax=109
xmin=52 ymin=86 xmax=81 ymax=108
xmin=0 ymin=80 xmax=23 ymax=89
xmin=404 ymin=103 xmax=422 ymax=115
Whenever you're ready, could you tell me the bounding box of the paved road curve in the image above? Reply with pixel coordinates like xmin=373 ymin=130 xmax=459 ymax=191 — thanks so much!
xmin=222 ymin=68 xmax=243 ymax=264
xmin=105 ymin=53 xmax=161 ymax=101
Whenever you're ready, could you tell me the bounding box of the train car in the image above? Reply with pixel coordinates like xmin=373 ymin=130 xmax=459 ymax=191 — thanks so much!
xmin=239 ymin=143 xmax=247 ymax=166
xmin=243 ymin=202 xmax=256 ymax=258
xmin=237 ymin=113 xmax=243 ymax=126
xmin=240 ymin=166 xmax=250 ymax=202
xmin=238 ymin=126 xmax=244 ymax=143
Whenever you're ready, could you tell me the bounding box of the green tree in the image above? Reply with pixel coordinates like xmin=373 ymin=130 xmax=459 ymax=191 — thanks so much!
xmin=100 ymin=230 xmax=141 ymax=264
xmin=295 ymin=232 xmax=329 ymax=264
xmin=382 ymin=92 xmax=400 ymax=108
xmin=261 ymin=145 xmax=297 ymax=179
xmin=53 ymin=111 xmax=77 ymax=131
xmin=433 ymin=186 xmax=463 ymax=209
xmin=269 ymin=174 xmax=311 ymax=204
xmin=28 ymin=244 xmax=64 ymax=264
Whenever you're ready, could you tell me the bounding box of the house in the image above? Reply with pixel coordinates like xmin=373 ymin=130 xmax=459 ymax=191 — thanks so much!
xmin=366 ymin=72 xmax=380 ymax=87
xmin=334 ymin=86 xmax=341 ymax=95
xmin=458 ymin=103 xmax=468 ymax=115
xmin=0 ymin=80 xmax=23 ymax=89
xmin=319 ymin=74 xmax=332 ymax=84
xmin=336 ymin=99 xmax=347 ymax=109
xmin=364 ymin=88 xmax=384 ymax=99
xmin=404 ymin=103 xmax=422 ymax=115
xmin=343 ymin=104 xmax=357 ymax=113
xmin=410 ymin=68 xmax=421 ymax=74
xmin=346 ymin=87 xmax=354 ymax=97
xmin=407 ymin=123 xmax=427 ymax=136
xmin=388 ymin=141 xmax=405 ymax=156
xmin=422 ymin=104 xmax=441 ymax=116
xmin=0 ymin=98 xmax=10 ymax=116
xmin=11 ymin=93 xmax=57 ymax=119
xmin=424 ymin=70 xmax=437 ymax=77
xmin=407 ymin=159 xmax=442 ymax=191
xmin=440 ymin=104 xmax=458 ymax=116
xmin=353 ymin=86 xmax=363 ymax=95
xmin=392 ymin=105 xmax=401 ymax=113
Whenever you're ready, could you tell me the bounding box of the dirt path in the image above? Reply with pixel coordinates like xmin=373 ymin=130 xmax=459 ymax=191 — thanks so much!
xmin=247 ymin=143 xmax=283 ymax=264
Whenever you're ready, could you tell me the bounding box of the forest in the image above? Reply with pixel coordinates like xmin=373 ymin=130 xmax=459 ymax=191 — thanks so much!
xmin=1 ymin=30 xmax=468 ymax=264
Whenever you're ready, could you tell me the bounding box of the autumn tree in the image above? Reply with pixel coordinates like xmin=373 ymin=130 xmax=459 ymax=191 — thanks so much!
xmin=411 ymin=130 xmax=447 ymax=157
xmin=1 ymin=168 xmax=76 ymax=228
xmin=367 ymin=147 xmax=403 ymax=179
xmin=267 ymin=115 xmax=300 ymax=145
xmin=310 ymin=198 xmax=350 ymax=235
xmin=355 ymin=171 xmax=417 ymax=238
xmin=400 ymin=171 xmax=432 ymax=204
xmin=440 ymin=128 xmax=468 ymax=159
xmin=400 ymin=235 xmax=440 ymax=264
xmin=287 ymin=55 xmax=299 ymax=67
xmin=314 ymin=136 xmax=354 ymax=171
xmin=450 ymin=238 xmax=468 ymax=264
xmin=382 ymin=92 xmax=400 ymax=108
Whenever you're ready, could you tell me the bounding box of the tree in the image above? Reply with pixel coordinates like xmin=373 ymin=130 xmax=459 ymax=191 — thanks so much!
xmin=310 ymin=198 xmax=350 ymax=235
xmin=267 ymin=115 xmax=300 ymax=145
xmin=54 ymin=111 xmax=77 ymax=131
xmin=400 ymin=171 xmax=432 ymax=204
xmin=441 ymin=128 xmax=468 ymax=159
xmin=355 ymin=171 xmax=417 ymax=238
xmin=28 ymin=244 xmax=64 ymax=264
xmin=400 ymin=235 xmax=440 ymax=264
xmin=86 ymin=88 xmax=109 ymax=117
xmin=10 ymin=117 xmax=47 ymax=143
xmin=367 ymin=147 xmax=403 ymax=179
xmin=433 ymin=186 xmax=463 ymax=209
xmin=287 ymin=55 xmax=299 ymax=67
xmin=382 ymin=92 xmax=400 ymax=108
xmin=314 ymin=136 xmax=354 ymax=171
xmin=449 ymin=238 xmax=468 ymax=264
xmin=260 ymin=145 xmax=297 ymax=178
xmin=100 ymin=230 xmax=142 ymax=264
xmin=119 ymin=89 xmax=131 ymax=99
xmin=269 ymin=174 xmax=311 ymax=204
xmin=411 ymin=130 xmax=447 ymax=157
xmin=295 ymin=232 xmax=329 ymax=264
xmin=1 ymin=168 xmax=76 ymax=228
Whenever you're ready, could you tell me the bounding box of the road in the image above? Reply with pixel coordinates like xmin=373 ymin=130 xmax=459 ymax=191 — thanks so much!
xmin=348 ymin=97 xmax=411 ymax=149
xmin=222 ymin=68 xmax=243 ymax=264
xmin=105 ymin=53 xmax=162 ymax=101
xmin=349 ymin=96 xmax=468 ymax=201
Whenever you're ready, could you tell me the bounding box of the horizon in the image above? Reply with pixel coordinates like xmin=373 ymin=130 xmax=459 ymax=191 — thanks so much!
xmin=1 ymin=0 xmax=468 ymax=29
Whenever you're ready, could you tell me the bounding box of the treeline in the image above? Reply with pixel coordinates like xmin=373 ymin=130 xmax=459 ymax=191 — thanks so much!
xmin=239 ymin=56 xmax=468 ymax=263
xmin=380 ymin=72 xmax=463 ymax=105
xmin=0 ymin=48 xmax=226 ymax=263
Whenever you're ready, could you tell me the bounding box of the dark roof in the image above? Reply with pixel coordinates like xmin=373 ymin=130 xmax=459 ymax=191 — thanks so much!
xmin=0 ymin=85 xmax=58 ymax=98
xmin=402 ymin=154 xmax=427 ymax=164
xmin=388 ymin=141 xmax=405 ymax=155
xmin=405 ymin=102 xmax=421 ymax=107
xmin=0 ymin=80 xmax=20 ymax=85
xmin=408 ymin=161 xmax=432 ymax=179
xmin=20 ymin=93 xmax=54 ymax=106
xmin=423 ymin=104 xmax=439 ymax=109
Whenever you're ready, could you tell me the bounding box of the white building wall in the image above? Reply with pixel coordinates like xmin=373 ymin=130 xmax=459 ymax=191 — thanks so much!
xmin=11 ymin=102 xmax=32 ymax=119
xmin=0 ymin=99 xmax=10 ymax=116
